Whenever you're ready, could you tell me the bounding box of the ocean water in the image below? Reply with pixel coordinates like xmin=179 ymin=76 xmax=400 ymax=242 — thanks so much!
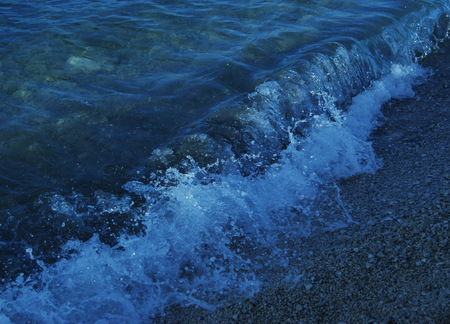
xmin=0 ymin=0 xmax=449 ymax=322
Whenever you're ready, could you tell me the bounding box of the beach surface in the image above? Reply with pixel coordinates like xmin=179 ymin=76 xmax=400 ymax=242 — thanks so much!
xmin=156 ymin=39 xmax=449 ymax=323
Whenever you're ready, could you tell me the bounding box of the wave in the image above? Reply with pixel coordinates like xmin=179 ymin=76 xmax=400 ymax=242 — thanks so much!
xmin=0 ymin=4 xmax=449 ymax=323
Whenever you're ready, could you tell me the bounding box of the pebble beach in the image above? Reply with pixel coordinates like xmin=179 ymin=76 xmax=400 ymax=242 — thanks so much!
xmin=156 ymin=39 xmax=450 ymax=324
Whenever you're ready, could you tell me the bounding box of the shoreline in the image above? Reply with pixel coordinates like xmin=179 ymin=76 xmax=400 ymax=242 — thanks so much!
xmin=157 ymin=39 xmax=449 ymax=323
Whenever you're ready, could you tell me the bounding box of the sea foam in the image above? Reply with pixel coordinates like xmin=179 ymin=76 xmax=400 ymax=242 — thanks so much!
xmin=0 ymin=62 xmax=426 ymax=322
xmin=1 ymin=2 xmax=447 ymax=321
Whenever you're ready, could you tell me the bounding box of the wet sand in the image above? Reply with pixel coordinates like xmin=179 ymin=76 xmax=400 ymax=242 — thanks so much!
xmin=157 ymin=39 xmax=449 ymax=323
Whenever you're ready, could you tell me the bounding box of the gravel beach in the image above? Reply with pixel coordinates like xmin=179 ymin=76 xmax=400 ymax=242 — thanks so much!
xmin=156 ymin=39 xmax=449 ymax=324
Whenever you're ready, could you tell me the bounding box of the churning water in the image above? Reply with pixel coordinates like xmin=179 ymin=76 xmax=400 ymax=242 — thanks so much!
xmin=0 ymin=0 xmax=449 ymax=322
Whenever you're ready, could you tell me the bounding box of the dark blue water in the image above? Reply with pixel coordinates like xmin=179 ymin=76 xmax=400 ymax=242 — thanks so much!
xmin=0 ymin=0 xmax=449 ymax=322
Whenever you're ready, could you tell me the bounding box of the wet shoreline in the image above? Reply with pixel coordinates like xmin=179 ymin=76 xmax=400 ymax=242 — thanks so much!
xmin=157 ymin=39 xmax=449 ymax=323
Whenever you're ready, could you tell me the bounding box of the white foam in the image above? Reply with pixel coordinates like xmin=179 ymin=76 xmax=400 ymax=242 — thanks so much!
xmin=0 ymin=62 xmax=425 ymax=322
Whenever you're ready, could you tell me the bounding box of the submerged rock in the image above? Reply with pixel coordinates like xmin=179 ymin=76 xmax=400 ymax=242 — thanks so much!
xmin=66 ymin=56 xmax=111 ymax=74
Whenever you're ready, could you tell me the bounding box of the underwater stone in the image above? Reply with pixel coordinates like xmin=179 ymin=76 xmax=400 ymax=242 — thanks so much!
xmin=66 ymin=56 xmax=104 ymax=74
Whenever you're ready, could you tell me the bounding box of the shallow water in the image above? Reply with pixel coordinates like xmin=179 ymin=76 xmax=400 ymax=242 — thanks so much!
xmin=0 ymin=0 xmax=436 ymax=200
xmin=0 ymin=0 xmax=449 ymax=322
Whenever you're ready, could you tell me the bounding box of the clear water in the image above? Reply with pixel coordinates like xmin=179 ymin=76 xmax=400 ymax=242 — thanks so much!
xmin=0 ymin=0 xmax=449 ymax=322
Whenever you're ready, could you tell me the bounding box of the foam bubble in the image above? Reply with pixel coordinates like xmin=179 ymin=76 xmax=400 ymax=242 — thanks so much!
xmin=0 ymin=3 xmax=442 ymax=319
xmin=0 ymin=60 xmax=426 ymax=322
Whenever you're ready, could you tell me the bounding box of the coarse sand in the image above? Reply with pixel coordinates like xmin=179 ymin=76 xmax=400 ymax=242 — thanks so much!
xmin=156 ymin=39 xmax=449 ymax=324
